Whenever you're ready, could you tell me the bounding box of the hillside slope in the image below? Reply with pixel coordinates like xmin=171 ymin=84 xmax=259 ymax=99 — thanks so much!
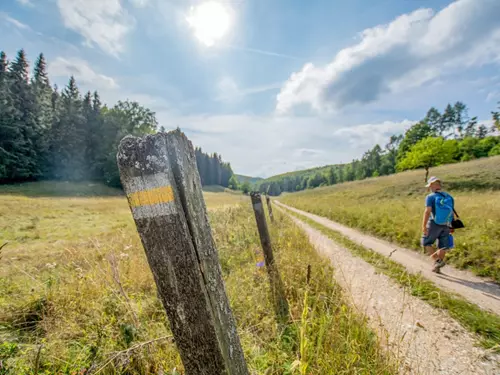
xmin=280 ymin=156 xmax=500 ymax=282
xmin=235 ymin=174 xmax=263 ymax=185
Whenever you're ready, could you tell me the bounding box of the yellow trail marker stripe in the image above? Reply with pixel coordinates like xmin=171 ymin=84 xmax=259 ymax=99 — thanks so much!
xmin=128 ymin=185 xmax=175 ymax=208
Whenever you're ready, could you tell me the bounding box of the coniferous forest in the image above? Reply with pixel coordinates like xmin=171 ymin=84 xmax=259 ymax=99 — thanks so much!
xmin=0 ymin=49 xmax=234 ymax=188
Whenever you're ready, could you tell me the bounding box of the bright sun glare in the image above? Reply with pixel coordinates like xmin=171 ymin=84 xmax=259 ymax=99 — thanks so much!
xmin=186 ymin=1 xmax=231 ymax=47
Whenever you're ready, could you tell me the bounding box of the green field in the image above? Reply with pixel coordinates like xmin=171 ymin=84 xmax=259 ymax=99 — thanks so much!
xmin=0 ymin=182 xmax=394 ymax=374
xmin=280 ymin=156 xmax=500 ymax=283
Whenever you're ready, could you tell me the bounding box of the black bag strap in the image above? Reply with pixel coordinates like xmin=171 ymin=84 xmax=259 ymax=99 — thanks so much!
xmin=435 ymin=191 xmax=460 ymax=218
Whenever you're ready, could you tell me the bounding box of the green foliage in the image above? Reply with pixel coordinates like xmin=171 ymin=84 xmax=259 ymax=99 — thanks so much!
xmin=194 ymin=148 xmax=233 ymax=188
xmin=0 ymin=49 xmax=235 ymax=188
xmin=228 ymin=174 xmax=239 ymax=190
xmin=397 ymin=121 xmax=435 ymax=160
xmin=235 ymin=174 xmax=263 ymax=186
xmin=397 ymin=137 xmax=458 ymax=173
xmin=241 ymin=181 xmax=251 ymax=194
xmin=489 ymin=144 xmax=500 ymax=156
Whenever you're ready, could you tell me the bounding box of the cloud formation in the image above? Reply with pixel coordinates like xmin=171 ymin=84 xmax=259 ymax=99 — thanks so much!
xmin=216 ymin=77 xmax=282 ymax=102
xmin=277 ymin=0 xmax=500 ymax=113
xmin=49 ymin=57 xmax=118 ymax=90
xmin=150 ymin=111 xmax=413 ymax=177
xmin=1 ymin=12 xmax=31 ymax=30
xmin=56 ymin=0 xmax=133 ymax=56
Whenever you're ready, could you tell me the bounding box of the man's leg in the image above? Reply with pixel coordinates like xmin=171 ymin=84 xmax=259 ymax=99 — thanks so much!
xmin=431 ymin=248 xmax=446 ymax=261
xmin=422 ymin=222 xmax=438 ymax=256
xmin=431 ymin=229 xmax=450 ymax=272
xmin=425 ymin=245 xmax=436 ymax=256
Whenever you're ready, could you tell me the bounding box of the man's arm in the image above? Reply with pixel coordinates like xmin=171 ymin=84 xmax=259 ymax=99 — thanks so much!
xmin=422 ymin=206 xmax=432 ymax=235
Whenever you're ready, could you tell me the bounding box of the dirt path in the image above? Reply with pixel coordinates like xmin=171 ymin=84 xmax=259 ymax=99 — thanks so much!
xmin=275 ymin=201 xmax=500 ymax=315
xmin=277 ymin=206 xmax=500 ymax=375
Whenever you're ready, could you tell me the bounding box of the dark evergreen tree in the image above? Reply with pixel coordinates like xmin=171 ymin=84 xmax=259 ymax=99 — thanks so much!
xmin=1 ymin=50 xmax=40 ymax=180
xmin=32 ymin=53 xmax=52 ymax=174
xmin=50 ymin=76 xmax=86 ymax=180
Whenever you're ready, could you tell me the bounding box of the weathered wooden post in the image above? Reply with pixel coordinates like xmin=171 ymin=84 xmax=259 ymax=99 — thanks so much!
xmin=265 ymin=195 xmax=274 ymax=222
xmin=116 ymin=130 xmax=248 ymax=375
xmin=250 ymin=192 xmax=289 ymax=324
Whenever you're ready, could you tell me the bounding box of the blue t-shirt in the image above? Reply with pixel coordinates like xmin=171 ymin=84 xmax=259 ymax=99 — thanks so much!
xmin=425 ymin=191 xmax=454 ymax=221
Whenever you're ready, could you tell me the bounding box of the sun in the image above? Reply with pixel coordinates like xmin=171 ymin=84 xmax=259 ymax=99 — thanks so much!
xmin=186 ymin=1 xmax=231 ymax=47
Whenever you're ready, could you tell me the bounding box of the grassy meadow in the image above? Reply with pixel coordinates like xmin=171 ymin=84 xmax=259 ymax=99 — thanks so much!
xmin=0 ymin=182 xmax=394 ymax=374
xmin=280 ymin=156 xmax=500 ymax=283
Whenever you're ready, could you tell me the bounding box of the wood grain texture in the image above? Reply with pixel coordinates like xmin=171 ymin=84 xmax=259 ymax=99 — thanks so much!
xmin=117 ymin=130 xmax=248 ymax=375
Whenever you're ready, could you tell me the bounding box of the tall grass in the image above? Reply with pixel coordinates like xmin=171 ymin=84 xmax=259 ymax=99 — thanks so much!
xmin=281 ymin=156 xmax=500 ymax=282
xmin=0 ymin=184 xmax=395 ymax=374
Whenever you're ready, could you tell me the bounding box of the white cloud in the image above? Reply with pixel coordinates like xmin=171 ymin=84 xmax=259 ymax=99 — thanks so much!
xmin=1 ymin=12 xmax=31 ymax=30
xmin=128 ymin=0 xmax=149 ymax=8
xmin=48 ymin=57 xmax=118 ymax=90
xmin=56 ymin=0 xmax=134 ymax=56
xmin=148 ymin=110 xmax=415 ymax=177
xmin=277 ymin=0 xmax=500 ymax=113
xmin=332 ymin=120 xmax=414 ymax=149
xmin=216 ymin=77 xmax=282 ymax=102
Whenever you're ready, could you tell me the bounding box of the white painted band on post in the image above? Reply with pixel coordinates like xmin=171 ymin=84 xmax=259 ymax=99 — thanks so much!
xmin=131 ymin=201 xmax=177 ymax=219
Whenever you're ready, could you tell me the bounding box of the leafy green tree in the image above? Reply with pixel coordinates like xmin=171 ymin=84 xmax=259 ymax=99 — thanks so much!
xmin=489 ymin=144 xmax=500 ymax=156
xmin=327 ymin=167 xmax=336 ymax=185
xmin=474 ymin=137 xmax=499 ymax=158
xmin=307 ymin=173 xmax=326 ymax=188
xmin=397 ymin=121 xmax=435 ymax=161
xmin=241 ymin=181 xmax=251 ymax=194
xmin=228 ymin=175 xmax=239 ymax=190
xmin=397 ymin=137 xmax=458 ymax=181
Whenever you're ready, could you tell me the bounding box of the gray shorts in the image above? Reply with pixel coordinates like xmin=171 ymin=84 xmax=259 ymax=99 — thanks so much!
xmin=422 ymin=220 xmax=450 ymax=250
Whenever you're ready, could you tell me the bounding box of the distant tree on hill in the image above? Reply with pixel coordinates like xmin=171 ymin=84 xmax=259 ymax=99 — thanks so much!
xmin=397 ymin=137 xmax=458 ymax=181
xmin=228 ymin=175 xmax=239 ymax=190
xmin=493 ymin=102 xmax=500 ymax=132
xmin=241 ymin=181 xmax=251 ymax=194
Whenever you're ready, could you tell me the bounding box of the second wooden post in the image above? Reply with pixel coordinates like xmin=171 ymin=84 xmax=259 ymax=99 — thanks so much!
xmin=250 ymin=192 xmax=289 ymax=324
xmin=265 ymin=195 xmax=274 ymax=222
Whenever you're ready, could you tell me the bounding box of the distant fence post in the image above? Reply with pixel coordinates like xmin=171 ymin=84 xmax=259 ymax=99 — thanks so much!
xmin=265 ymin=195 xmax=274 ymax=222
xmin=116 ymin=130 xmax=248 ymax=375
xmin=250 ymin=192 xmax=289 ymax=324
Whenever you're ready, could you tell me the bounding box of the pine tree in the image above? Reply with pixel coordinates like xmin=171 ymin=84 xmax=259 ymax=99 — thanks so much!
xmin=2 ymin=50 xmax=40 ymax=180
xmin=32 ymin=53 xmax=53 ymax=174
xmin=50 ymin=76 xmax=86 ymax=180
xmin=0 ymin=51 xmax=11 ymax=179
xmin=0 ymin=51 xmax=7 ymax=83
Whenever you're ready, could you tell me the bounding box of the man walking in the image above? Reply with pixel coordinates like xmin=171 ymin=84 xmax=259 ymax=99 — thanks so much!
xmin=421 ymin=176 xmax=455 ymax=273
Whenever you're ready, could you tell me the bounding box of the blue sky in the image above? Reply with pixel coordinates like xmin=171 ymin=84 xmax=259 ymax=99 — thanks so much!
xmin=1 ymin=0 xmax=499 ymax=177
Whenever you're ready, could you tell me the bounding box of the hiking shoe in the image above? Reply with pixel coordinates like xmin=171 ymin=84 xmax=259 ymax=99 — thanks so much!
xmin=432 ymin=259 xmax=445 ymax=273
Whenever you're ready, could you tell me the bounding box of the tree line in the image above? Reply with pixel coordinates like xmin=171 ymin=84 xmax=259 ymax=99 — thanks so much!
xmin=258 ymin=102 xmax=500 ymax=196
xmin=0 ymin=49 xmax=234 ymax=188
